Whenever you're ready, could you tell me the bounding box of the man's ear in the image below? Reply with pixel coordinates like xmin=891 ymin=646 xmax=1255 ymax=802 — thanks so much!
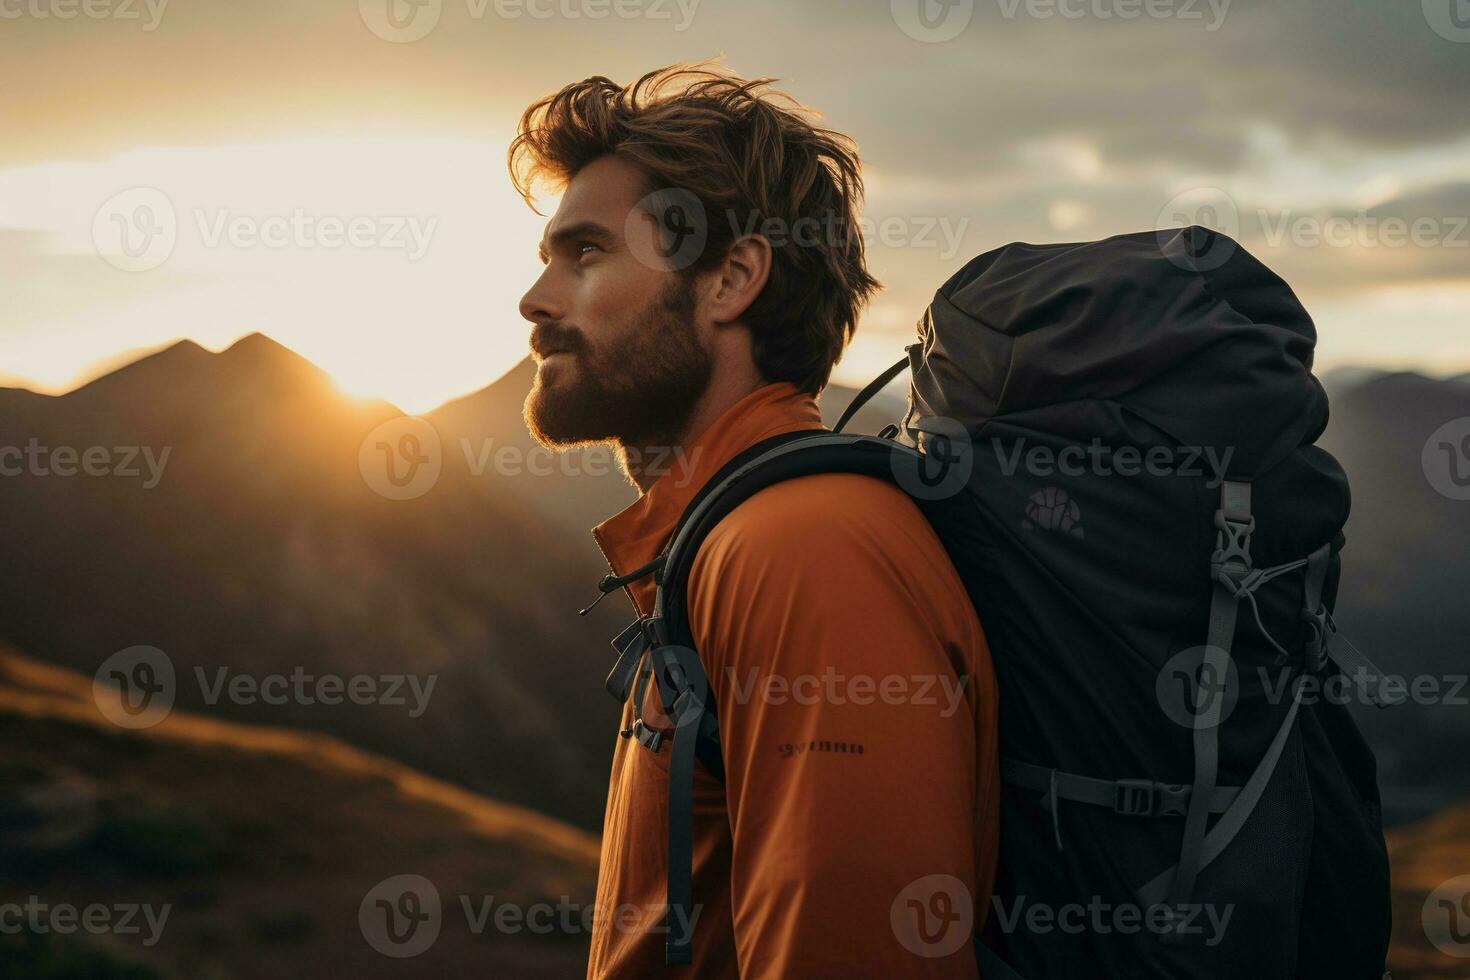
xmin=706 ymin=235 xmax=772 ymax=325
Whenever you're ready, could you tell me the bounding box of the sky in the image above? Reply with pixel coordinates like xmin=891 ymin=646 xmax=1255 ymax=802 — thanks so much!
xmin=2 ymin=0 xmax=1468 ymax=412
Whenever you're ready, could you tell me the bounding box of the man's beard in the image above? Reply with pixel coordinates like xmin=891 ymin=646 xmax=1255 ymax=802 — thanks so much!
xmin=523 ymin=275 xmax=713 ymax=452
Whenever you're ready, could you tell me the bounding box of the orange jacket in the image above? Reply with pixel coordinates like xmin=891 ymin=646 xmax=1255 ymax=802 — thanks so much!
xmin=589 ymin=381 xmax=999 ymax=978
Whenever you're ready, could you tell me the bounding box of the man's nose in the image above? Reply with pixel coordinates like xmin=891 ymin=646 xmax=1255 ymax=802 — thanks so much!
xmin=519 ymin=269 xmax=565 ymax=326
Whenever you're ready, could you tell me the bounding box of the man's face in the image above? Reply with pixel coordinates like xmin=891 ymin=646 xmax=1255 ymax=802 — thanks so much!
xmin=518 ymin=154 xmax=712 ymax=449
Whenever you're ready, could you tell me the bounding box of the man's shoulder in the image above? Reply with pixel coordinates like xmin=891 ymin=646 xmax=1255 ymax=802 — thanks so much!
xmin=693 ymin=470 xmax=940 ymax=573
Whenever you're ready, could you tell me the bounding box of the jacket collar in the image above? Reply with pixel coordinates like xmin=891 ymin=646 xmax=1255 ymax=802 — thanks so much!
xmin=591 ymin=381 xmax=825 ymax=615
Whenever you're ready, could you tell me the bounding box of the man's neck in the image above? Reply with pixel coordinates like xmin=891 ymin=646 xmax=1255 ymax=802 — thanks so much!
xmin=619 ymin=369 xmax=766 ymax=494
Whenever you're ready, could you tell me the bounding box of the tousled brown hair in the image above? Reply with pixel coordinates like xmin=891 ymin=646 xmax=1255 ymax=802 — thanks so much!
xmin=508 ymin=62 xmax=880 ymax=395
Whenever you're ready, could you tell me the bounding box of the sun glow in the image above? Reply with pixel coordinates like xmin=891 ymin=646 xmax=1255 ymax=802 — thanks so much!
xmin=0 ymin=137 xmax=555 ymax=413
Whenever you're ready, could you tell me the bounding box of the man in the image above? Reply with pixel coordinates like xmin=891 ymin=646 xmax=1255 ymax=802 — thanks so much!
xmin=510 ymin=63 xmax=998 ymax=978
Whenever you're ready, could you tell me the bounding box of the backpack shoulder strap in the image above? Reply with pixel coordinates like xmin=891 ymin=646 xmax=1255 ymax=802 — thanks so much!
xmin=643 ymin=430 xmax=923 ymax=965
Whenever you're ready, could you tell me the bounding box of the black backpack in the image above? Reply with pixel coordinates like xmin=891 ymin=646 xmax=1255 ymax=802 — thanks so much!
xmin=598 ymin=226 xmax=1394 ymax=977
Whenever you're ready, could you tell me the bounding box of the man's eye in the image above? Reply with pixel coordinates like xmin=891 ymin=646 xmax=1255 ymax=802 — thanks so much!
xmin=577 ymin=242 xmax=601 ymax=258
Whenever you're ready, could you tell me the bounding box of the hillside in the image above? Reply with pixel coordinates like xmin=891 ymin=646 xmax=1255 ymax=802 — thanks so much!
xmin=1387 ymin=801 xmax=1470 ymax=979
xmin=0 ymin=645 xmax=598 ymax=979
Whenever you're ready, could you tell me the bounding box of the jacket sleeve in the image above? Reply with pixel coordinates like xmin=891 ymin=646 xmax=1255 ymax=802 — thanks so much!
xmin=685 ymin=473 xmax=988 ymax=978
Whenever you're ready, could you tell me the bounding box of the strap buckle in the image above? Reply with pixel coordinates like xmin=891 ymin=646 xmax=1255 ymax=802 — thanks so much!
xmin=1300 ymin=604 xmax=1332 ymax=674
xmin=630 ymin=718 xmax=664 ymax=752
xmin=1114 ymin=779 xmax=1190 ymax=817
xmin=1211 ymin=510 xmax=1256 ymax=579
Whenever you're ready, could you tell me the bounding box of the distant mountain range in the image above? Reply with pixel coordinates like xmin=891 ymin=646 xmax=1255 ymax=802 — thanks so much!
xmin=0 ymin=335 xmax=1465 ymax=835
xmin=1318 ymin=369 xmax=1470 ymax=825
xmin=0 ymin=334 xmax=900 ymax=832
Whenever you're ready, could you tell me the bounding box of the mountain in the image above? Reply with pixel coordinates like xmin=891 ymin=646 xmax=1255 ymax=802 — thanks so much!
xmin=1386 ymin=801 xmax=1470 ymax=979
xmin=0 ymin=334 xmax=622 ymax=828
xmin=0 ymin=335 xmax=896 ymax=832
xmin=1317 ymin=371 xmax=1470 ymax=825
xmin=0 ymin=643 xmax=597 ymax=979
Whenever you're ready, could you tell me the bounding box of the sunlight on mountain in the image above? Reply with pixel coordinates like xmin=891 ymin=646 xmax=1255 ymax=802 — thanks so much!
xmin=0 ymin=137 xmax=551 ymax=412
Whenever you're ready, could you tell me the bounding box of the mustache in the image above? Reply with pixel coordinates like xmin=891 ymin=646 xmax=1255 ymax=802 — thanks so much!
xmin=529 ymin=325 xmax=587 ymax=360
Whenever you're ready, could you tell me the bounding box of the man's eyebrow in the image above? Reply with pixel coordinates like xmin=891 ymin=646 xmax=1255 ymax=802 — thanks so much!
xmin=538 ymin=219 xmax=617 ymax=262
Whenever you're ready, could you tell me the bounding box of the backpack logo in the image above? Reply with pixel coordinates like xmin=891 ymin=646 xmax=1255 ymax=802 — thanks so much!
xmin=1022 ymin=486 xmax=1084 ymax=539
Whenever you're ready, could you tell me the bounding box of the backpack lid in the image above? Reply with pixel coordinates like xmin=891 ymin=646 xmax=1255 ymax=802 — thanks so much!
xmin=904 ymin=225 xmax=1330 ymax=478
